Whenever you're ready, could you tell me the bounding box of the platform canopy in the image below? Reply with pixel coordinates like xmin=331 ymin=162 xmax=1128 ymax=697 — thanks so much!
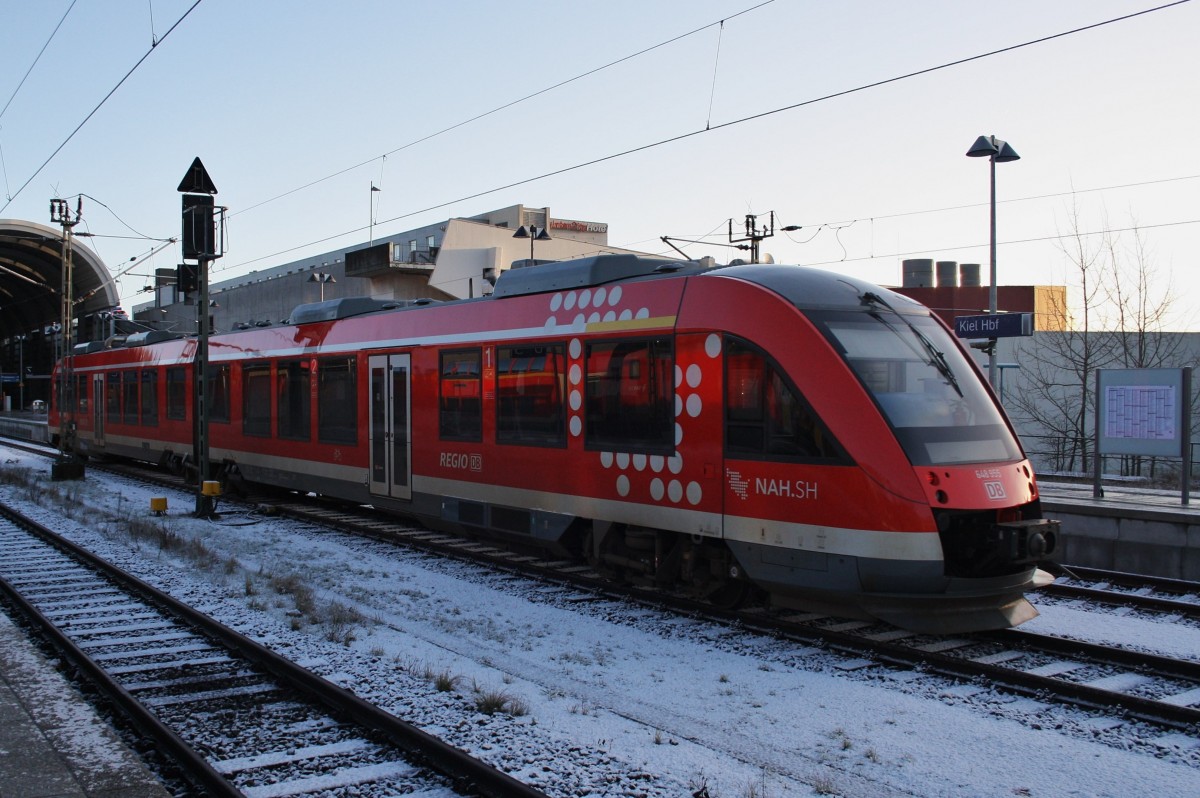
xmin=0 ymin=219 xmax=119 ymax=341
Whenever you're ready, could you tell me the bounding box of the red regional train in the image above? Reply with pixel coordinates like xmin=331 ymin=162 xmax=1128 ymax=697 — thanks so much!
xmin=50 ymin=254 xmax=1058 ymax=632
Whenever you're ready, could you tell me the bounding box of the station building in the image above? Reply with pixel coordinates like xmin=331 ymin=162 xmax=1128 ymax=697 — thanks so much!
xmin=0 ymin=218 xmax=124 ymax=410
xmin=134 ymin=205 xmax=646 ymax=334
xmin=891 ymin=258 xmax=1068 ymax=332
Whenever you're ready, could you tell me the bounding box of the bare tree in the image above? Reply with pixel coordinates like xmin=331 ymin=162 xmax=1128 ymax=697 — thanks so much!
xmin=1102 ymin=221 xmax=1186 ymax=369
xmin=1007 ymin=200 xmax=1114 ymax=474
xmin=1007 ymin=197 xmax=1193 ymax=478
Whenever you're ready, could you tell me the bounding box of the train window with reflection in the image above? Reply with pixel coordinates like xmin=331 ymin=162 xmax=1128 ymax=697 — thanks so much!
xmin=242 ymin=363 xmax=271 ymax=437
xmin=815 ymin=308 xmax=1022 ymax=465
xmin=106 ymin=372 xmax=120 ymax=424
xmin=166 ymin=367 xmax=186 ymax=420
xmin=440 ymin=349 xmax=482 ymax=441
xmin=585 ymin=337 xmax=673 ymax=451
xmin=207 ymin=364 xmax=231 ymax=424
xmin=123 ymin=371 xmax=139 ymax=424
xmin=725 ymin=338 xmax=840 ymax=460
xmin=76 ymin=375 xmax=88 ymax=414
xmin=277 ymin=360 xmax=311 ymax=441
xmin=140 ymin=370 xmax=158 ymax=426
xmin=318 ymin=357 xmax=357 ymax=444
xmin=496 ymin=343 xmax=566 ymax=446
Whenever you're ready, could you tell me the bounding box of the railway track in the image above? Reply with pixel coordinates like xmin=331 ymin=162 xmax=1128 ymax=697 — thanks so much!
xmin=0 ymin=502 xmax=547 ymax=798
xmin=267 ymin=496 xmax=1200 ymax=734
xmin=7 ymin=441 xmax=1200 ymax=737
xmin=1039 ymin=562 xmax=1200 ymax=621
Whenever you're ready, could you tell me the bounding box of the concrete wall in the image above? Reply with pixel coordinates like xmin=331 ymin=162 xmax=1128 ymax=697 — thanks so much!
xmin=1043 ymin=499 xmax=1200 ymax=580
xmin=133 ymin=203 xmax=637 ymax=331
xmin=972 ymin=331 xmax=1200 ymax=476
xmin=429 ymin=218 xmax=642 ymax=299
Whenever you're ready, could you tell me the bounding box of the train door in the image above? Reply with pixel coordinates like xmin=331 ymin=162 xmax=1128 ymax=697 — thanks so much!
xmin=92 ymin=374 xmax=105 ymax=447
xmin=368 ymin=353 xmax=411 ymax=501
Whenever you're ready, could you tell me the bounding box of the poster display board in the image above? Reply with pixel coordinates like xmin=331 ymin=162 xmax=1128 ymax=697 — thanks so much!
xmin=1093 ymin=368 xmax=1192 ymax=504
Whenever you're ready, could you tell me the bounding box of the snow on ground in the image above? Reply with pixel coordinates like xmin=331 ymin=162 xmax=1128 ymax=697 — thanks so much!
xmin=2 ymin=445 xmax=1199 ymax=798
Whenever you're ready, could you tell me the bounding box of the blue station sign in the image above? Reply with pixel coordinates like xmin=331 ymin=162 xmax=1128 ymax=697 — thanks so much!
xmin=954 ymin=312 xmax=1034 ymax=339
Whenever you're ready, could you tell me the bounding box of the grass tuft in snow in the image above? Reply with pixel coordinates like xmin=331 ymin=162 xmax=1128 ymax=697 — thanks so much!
xmin=434 ymin=670 xmax=462 ymax=692
xmin=324 ymin=600 xmax=363 ymax=645
xmin=811 ymin=772 xmax=840 ymax=796
xmin=473 ymin=686 xmax=529 ymax=717
xmin=269 ymin=572 xmax=316 ymax=616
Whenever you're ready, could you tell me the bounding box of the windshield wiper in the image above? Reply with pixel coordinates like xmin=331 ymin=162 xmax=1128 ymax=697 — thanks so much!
xmin=860 ymin=292 xmax=963 ymax=398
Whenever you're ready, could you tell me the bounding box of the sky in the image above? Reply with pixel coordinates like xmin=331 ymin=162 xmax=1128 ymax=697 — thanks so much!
xmin=1 ymin=0 xmax=1198 ymax=328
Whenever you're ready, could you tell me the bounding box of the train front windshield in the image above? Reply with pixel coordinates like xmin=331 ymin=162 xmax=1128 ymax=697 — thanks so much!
xmin=814 ymin=308 xmax=1023 ymax=466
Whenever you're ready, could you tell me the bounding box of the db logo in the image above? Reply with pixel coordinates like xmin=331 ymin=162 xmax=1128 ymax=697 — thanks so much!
xmin=469 ymin=454 xmax=483 ymax=472
xmin=984 ymin=481 xmax=1007 ymax=501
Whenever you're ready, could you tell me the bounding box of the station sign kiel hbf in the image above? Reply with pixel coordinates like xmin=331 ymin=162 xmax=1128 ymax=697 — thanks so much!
xmin=953 ymin=312 xmax=1033 ymax=339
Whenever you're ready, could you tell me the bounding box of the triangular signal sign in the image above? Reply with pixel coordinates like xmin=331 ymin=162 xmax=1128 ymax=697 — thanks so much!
xmin=177 ymin=157 xmax=218 ymax=194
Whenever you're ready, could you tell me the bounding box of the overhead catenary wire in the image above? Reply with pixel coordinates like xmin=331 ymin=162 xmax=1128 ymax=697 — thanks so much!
xmin=0 ymin=0 xmax=78 ymax=124
xmin=0 ymin=0 xmax=204 ymax=215
xmin=217 ymin=0 xmax=1193 ymax=275
xmin=232 ymin=0 xmax=775 ymax=218
xmin=706 ymin=20 xmax=725 ymax=130
xmin=801 ymin=217 xmax=1200 ymax=270
xmin=0 ymin=0 xmax=80 ymax=200
xmin=787 ymin=174 xmax=1200 ymax=231
xmin=79 ymin=193 xmax=166 ymax=242
xmin=643 ymin=173 xmax=1200 ymax=250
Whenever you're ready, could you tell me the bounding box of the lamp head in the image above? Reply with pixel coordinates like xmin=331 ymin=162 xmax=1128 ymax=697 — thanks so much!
xmin=966 ymin=135 xmax=999 ymax=158
xmin=967 ymin=135 xmax=1019 ymax=162
xmin=994 ymin=141 xmax=1020 ymax=162
xmin=534 ymin=227 xmax=551 ymax=241
xmin=512 ymin=225 xmax=530 ymax=239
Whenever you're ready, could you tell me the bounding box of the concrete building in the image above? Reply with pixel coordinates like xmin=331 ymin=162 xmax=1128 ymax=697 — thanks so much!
xmin=891 ymin=257 xmax=1068 ymax=332
xmin=134 ymin=205 xmax=642 ymax=333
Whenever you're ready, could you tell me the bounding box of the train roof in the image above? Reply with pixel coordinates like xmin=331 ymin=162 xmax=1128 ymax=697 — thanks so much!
xmin=710 ymin=263 xmax=928 ymax=314
xmin=77 ymin=256 xmax=929 ymax=356
xmin=490 ymin=254 xmax=707 ymax=299
xmin=288 ymin=296 xmax=440 ymax=325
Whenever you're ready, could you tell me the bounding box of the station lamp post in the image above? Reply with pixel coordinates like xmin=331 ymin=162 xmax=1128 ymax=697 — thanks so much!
xmin=308 ymin=271 xmax=336 ymax=301
xmin=966 ymin=134 xmax=1020 ymax=387
xmin=512 ymin=224 xmax=551 ymax=264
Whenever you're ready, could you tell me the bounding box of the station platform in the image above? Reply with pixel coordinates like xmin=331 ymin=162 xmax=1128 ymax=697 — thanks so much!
xmin=0 ymin=412 xmax=51 ymax=446
xmin=1040 ymin=478 xmax=1196 ymax=517
xmin=0 ymin=607 xmax=170 ymax=798
xmin=1039 ymin=479 xmax=1199 ymax=581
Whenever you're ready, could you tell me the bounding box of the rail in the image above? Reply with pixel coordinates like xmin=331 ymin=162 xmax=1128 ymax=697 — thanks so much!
xmin=0 ymin=501 xmax=549 ymax=798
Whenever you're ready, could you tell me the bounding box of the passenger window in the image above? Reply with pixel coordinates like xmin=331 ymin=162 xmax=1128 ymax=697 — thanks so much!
xmin=497 ymin=343 xmax=565 ymax=446
xmin=439 ymin=349 xmax=482 ymax=441
xmin=207 ymin=364 xmax=231 ymax=423
xmin=106 ymin=372 xmax=120 ymax=424
xmin=141 ymin=370 xmax=158 ymax=426
xmin=725 ymin=338 xmax=840 ymax=460
xmin=585 ymin=337 xmax=673 ymax=451
xmin=122 ymin=371 xmax=139 ymax=424
xmin=166 ymin=367 xmax=187 ymax=420
xmin=277 ymin=360 xmax=311 ymax=441
xmin=318 ymin=357 xmax=357 ymax=444
xmin=242 ymin=363 xmax=271 ymax=437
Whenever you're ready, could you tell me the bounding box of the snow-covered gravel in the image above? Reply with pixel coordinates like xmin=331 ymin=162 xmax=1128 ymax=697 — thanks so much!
xmin=3 ymin=445 xmax=1198 ymax=798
